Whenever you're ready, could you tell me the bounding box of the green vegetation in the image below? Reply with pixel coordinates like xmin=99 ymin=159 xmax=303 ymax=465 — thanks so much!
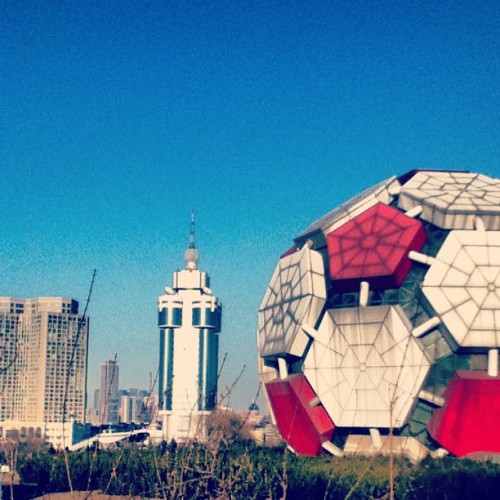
xmin=8 ymin=442 xmax=500 ymax=499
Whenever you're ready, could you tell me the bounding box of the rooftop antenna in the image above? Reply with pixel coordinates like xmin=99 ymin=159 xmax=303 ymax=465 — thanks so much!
xmin=189 ymin=210 xmax=196 ymax=249
xmin=184 ymin=210 xmax=199 ymax=270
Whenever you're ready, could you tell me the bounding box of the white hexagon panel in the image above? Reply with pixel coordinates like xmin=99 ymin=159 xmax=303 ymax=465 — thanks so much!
xmin=421 ymin=230 xmax=500 ymax=348
xmin=398 ymin=171 xmax=500 ymax=230
xmin=258 ymin=245 xmax=326 ymax=359
xmin=303 ymin=305 xmax=431 ymax=428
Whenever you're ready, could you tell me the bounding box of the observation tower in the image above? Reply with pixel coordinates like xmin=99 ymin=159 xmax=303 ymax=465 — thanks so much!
xmin=158 ymin=213 xmax=221 ymax=442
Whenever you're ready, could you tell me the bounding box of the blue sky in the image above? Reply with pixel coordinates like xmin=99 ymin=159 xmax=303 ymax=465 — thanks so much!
xmin=1 ymin=0 xmax=499 ymax=410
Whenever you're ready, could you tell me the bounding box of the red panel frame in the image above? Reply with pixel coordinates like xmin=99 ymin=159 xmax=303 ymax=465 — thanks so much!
xmin=327 ymin=203 xmax=427 ymax=292
xmin=427 ymin=370 xmax=500 ymax=457
xmin=265 ymin=374 xmax=335 ymax=456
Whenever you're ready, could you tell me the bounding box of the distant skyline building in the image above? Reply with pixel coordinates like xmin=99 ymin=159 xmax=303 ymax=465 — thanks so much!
xmin=0 ymin=297 xmax=89 ymax=439
xmin=119 ymin=395 xmax=137 ymax=424
xmin=98 ymin=358 xmax=119 ymax=425
xmin=93 ymin=389 xmax=100 ymax=412
xmin=158 ymin=213 xmax=221 ymax=442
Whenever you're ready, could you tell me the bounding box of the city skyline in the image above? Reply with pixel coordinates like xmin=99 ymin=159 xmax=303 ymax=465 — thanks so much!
xmin=2 ymin=1 xmax=499 ymax=409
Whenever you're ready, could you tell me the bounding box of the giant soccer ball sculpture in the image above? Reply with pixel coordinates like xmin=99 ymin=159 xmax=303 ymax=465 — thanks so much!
xmin=257 ymin=170 xmax=500 ymax=461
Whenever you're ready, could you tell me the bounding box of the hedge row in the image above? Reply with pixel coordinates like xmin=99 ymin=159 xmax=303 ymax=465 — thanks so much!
xmin=11 ymin=441 xmax=500 ymax=499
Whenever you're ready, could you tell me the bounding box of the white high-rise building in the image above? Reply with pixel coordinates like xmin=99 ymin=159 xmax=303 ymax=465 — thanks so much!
xmin=0 ymin=297 xmax=89 ymax=441
xmin=158 ymin=214 xmax=221 ymax=442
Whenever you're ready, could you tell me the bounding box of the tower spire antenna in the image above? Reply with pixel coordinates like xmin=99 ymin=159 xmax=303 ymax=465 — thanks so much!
xmin=189 ymin=210 xmax=196 ymax=249
xmin=184 ymin=211 xmax=199 ymax=270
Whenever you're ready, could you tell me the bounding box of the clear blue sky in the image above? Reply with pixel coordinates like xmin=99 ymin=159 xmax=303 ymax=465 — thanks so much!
xmin=1 ymin=0 xmax=498 ymax=410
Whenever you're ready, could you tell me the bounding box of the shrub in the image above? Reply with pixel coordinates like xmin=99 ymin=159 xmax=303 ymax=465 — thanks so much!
xmin=15 ymin=443 xmax=500 ymax=498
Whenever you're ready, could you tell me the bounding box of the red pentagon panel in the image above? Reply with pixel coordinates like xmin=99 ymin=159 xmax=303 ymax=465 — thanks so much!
xmin=265 ymin=374 xmax=335 ymax=456
xmin=427 ymin=371 xmax=500 ymax=457
xmin=327 ymin=202 xmax=427 ymax=292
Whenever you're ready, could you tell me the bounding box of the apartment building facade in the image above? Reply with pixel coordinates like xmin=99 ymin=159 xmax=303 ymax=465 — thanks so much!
xmin=0 ymin=297 xmax=89 ymax=438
